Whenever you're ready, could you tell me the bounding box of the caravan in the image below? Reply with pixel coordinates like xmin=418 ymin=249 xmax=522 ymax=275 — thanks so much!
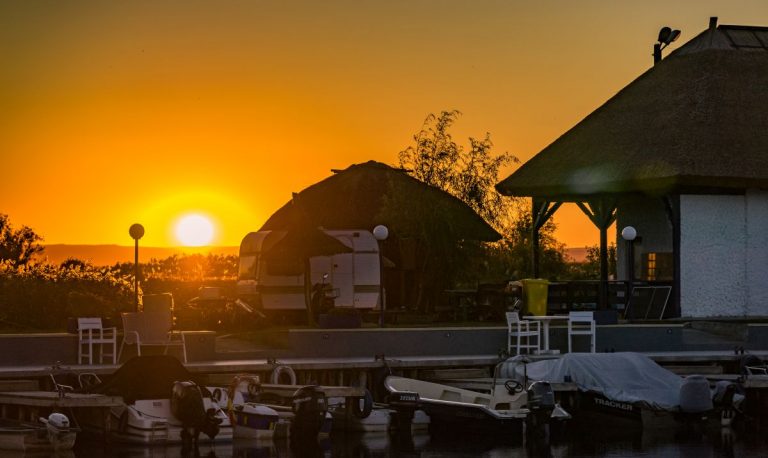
xmin=237 ymin=230 xmax=382 ymax=316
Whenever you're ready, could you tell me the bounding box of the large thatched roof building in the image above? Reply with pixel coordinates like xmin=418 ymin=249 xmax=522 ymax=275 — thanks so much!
xmin=496 ymin=18 xmax=768 ymax=318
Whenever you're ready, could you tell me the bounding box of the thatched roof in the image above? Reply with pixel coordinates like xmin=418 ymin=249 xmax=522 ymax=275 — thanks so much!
xmin=496 ymin=22 xmax=768 ymax=199
xmin=261 ymin=161 xmax=501 ymax=242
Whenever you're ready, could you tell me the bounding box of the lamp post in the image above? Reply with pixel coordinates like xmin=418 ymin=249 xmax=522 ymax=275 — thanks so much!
xmin=621 ymin=226 xmax=637 ymax=311
xmin=373 ymin=225 xmax=389 ymax=328
xmin=129 ymin=223 xmax=145 ymax=312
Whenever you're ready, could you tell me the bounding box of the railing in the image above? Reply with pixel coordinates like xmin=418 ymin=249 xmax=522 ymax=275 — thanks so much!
xmin=439 ymin=280 xmax=676 ymax=323
xmin=547 ymin=280 xmax=675 ymax=319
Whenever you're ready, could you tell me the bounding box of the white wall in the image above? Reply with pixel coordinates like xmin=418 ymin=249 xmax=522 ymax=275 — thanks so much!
xmin=680 ymin=195 xmax=747 ymax=317
xmin=746 ymin=190 xmax=768 ymax=315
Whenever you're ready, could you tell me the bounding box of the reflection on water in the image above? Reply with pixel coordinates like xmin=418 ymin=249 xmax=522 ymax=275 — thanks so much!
xmin=59 ymin=425 xmax=768 ymax=458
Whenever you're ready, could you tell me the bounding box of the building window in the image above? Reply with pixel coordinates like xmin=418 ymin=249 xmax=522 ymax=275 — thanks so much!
xmin=647 ymin=253 xmax=657 ymax=281
xmin=642 ymin=252 xmax=673 ymax=281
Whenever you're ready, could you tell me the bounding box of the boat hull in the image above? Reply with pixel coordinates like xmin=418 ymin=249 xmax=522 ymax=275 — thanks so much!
xmin=0 ymin=422 xmax=76 ymax=451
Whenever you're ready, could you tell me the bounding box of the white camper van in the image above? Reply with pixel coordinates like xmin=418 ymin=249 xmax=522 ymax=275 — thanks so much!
xmin=237 ymin=230 xmax=381 ymax=314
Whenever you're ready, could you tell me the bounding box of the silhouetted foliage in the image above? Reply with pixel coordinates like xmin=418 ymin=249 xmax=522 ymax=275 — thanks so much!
xmin=390 ymin=111 xmax=571 ymax=310
xmin=0 ymin=214 xmax=44 ymax=267
xmin=112 ymin=253 xmax=238 ymax=282
xmin=399 ymin=110 xmax=518 ymax=231
xmin=0 ymin=261 xmax=135 ymax=331
xmin=568 ymin=244 xmax=617 ymax=280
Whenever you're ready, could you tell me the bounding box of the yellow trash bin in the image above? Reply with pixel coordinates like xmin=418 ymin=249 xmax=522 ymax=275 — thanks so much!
xmin=521 ymin=279 xmax=549 ymax=316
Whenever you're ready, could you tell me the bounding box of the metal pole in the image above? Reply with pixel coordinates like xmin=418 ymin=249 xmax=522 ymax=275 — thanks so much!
xmin=626 ymin=238 xmax=634 ymax=311
xmin=134 ymin=238 xmax=139 ymax=312
xmin=379 ymin=242 xmax=385 ymax=328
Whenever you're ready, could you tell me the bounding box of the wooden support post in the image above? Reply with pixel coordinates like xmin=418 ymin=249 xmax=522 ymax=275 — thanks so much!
xmin=577 ymin=198 xmax=617 ymax=310
xmin=531 ymin=199 xmax=563 ymax=278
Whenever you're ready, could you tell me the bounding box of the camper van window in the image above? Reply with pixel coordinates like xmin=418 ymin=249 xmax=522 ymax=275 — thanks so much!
xmin=238 ymin=255 xmax=257 ymax=279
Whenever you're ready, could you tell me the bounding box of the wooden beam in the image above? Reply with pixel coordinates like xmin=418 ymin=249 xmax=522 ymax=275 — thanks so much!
xmin=577 ymin=198 xmax=617 ymax=310
xmin=531 ymin=199 xmax=563 ymax=278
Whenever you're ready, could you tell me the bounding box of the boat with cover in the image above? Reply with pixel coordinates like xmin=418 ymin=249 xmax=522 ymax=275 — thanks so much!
xmin=499 ymin=352 xmax=741 ymax=430
xmin=78 ymin=355 xmax=232 ymax=444
xmin=0 ymin=413 xmax=76 ymax=451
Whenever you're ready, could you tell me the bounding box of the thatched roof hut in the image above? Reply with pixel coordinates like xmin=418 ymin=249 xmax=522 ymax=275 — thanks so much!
xmin=262 ymin=160 xmax=500 ymax=242
xmin=497 ymin=21 xmax=768 ymax=198
xmin=496 ymin=19 xmax=768 ymax=318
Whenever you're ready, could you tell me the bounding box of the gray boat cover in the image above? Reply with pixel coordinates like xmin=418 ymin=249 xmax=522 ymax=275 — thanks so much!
xmin=500 ymin=352 xmax=683 ymax=411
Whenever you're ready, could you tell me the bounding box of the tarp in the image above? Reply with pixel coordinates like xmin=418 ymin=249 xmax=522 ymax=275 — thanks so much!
xmin=500 ymin=352 xmax=683 ymax=411
xmin=90 ymin=355 xmax=201 ymax=404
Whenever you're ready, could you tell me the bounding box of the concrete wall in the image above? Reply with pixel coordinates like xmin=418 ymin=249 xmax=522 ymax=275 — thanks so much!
xmin=746 ymin=190 xmax=768 ymax=315
xmin=680 ymin=194 xmax=747 ymax=317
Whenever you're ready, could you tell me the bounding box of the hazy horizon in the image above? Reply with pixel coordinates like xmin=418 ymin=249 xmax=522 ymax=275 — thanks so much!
xmin=36 ymin=243 xmax=589 ymax=266
xmin=5 ymin=2 xmax=765 ymax=249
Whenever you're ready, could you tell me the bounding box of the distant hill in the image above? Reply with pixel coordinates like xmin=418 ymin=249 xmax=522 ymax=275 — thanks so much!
xmin=36 ymin=244 xmax=239 ymax=266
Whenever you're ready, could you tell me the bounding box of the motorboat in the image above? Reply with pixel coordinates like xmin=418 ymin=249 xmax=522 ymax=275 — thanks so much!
xmin=327 ymin=396 xmax=430 ymax=433
xmin=78 ymin=355 xmax=232 ymax=444
xmin=499 ymin=352 xmax=741 ymax=430
xmin=0 ymin=413 xmax=76 ymax=451
xmin=222 ymin=374 xmax=329 ymax=440
xmin=384 ymin=375 xmax=556 ymax=437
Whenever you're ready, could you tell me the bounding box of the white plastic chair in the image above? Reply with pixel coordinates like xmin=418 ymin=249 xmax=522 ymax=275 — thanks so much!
xmin=118 ymin=311 xmax=187 ymax=363
xmin=77 ymin=317 xmax=117 ymax=365
xmin=506 ymin=312 xmax=540 ymax=355
xmin=568 ymin=311 xmax=596 ymax=353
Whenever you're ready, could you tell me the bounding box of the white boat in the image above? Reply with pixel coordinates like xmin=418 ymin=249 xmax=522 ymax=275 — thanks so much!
xmin=222 ymin=374 xmax=327 ymax=440
xmin=327 ymin=397 xmax=430 ymax=433
xmin=79 ymin=355 xmax=232 ymax=444
xmin=384 ymin=375 xmax=533 ymax=432
xmin=0 ymin=413 xmax=76 ymax=451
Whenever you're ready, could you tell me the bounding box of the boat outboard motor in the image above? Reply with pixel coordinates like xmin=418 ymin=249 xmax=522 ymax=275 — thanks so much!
xmin=172 ymin=381 xmax=222 ymax=450
xmin=290 ymin=385 xmax=328 ymax=438
xmin=679 ymin=375 xmax=714 ymax=421
xmin=387 ymin=390 xmax=420 ymax=432
xmin=527 ymin=381 xmax=555 ymax=412
xmin=526 ymin=381 xmax=555 ymax=450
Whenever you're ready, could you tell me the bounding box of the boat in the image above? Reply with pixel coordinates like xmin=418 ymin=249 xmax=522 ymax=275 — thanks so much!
xmin=0 ymin=413 xmax=76 ymax=451
xmin=327 ymin=396 xmax=431 ymax=433
xmin=499 ymin=352 xmax=738 ymax=431
xmin=384 ymin=375 xmax=556 ymax=437
xmin=78 ymin=355 xmax=232 ymax=444
xmin=222 ymin=374 xmax=329 ymax=440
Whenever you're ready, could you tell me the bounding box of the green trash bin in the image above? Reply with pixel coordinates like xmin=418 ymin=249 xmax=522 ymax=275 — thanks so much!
xmin=521 ymin=279 xmax=549 ymax=316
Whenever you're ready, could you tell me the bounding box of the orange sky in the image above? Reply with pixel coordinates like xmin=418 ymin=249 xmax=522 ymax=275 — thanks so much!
xmin=2 ymin=1 xmax=766 ymax=248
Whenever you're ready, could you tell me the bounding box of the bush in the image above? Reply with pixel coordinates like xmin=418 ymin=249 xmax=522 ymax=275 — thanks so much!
xmin=0 ymin=261 xmax=135 ymax=331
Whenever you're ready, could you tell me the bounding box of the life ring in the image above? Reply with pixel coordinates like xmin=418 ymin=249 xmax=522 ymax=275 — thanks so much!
xmin=270 ymin=365 xmax=297 ymax=385
xmin=118 ymin=409 xmax=130 ymax=434
xmin=350 ymin=389 xmax=373 ymax=419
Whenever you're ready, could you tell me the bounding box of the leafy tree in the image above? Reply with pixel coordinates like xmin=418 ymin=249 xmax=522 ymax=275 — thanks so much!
xmin=398 ymin=110 xmax=517 ymax=231
xmin=391 ymin=111 xmax=571 ymax=312
xmin=0 ymin=214 xmax=44 ymax=267
xmin=569 ymin=244 xmax=617 ymax=280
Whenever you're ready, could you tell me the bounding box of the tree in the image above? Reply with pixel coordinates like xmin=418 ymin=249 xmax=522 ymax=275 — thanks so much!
xmin=389 ymin=111 xmax=571 ymax=311
xmin=399 ymin=110 xmax=517 ymax=231
xmin=569 ymin=244 xmax=617 ymax=280
xmin=0 ymin=214 xmax=44 ymax=267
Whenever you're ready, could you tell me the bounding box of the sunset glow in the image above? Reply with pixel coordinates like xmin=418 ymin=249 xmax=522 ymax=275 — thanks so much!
xmin=174 ymin=214 xmax=215 ymax=247
xmin=2 ymin=2 xmax=767 ymax=248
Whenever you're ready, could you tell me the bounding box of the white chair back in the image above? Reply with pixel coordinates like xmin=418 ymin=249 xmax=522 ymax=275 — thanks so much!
xmin=568 ymin=311 xmax=596 ymax=353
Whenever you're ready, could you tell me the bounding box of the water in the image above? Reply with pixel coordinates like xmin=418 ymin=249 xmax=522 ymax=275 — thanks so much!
xmin=44 ymin=425 xmax=768 ymax=458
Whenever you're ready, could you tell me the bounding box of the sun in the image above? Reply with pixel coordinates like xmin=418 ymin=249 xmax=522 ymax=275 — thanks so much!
xmin=174 ymin=214 xmax=215 ymax=246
